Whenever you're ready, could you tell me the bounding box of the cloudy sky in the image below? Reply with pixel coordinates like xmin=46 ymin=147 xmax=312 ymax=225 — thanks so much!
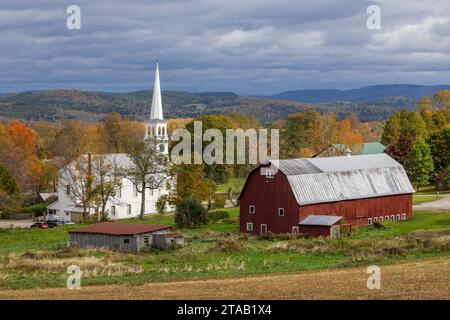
xmin=1 ymin=0 xmax=450 ymax=94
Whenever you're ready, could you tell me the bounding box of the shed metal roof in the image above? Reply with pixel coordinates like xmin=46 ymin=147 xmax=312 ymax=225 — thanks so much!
xmin=69 ymin=222 xmax=172 ymax=235
xmin=299 ymin=215 xmax=343 ymax=226
xmin=271 ymin=154 xmax=414 ymax=205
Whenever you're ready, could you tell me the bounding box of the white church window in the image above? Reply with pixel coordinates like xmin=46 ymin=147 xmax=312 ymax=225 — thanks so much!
xmin=133 ymin=184 xmax=138 ymax=197
xmin=66 ymin=185 xmax=71 ymax=195
xmin=127 ymin=204 xmax=131 ymax=215
xmin=111 ymin=206 xmax=116 ymax=216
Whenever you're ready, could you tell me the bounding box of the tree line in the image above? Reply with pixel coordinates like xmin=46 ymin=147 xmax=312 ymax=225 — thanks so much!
xmin=0 ymin=90 xmax=448 ymax=218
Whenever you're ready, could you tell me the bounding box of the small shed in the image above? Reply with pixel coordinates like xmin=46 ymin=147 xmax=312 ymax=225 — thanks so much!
xmin=299 ymin=215 xmax=344 ymax=239
xmin=69 ymin=222 xmax=180 ymax=253
xmin=152 ymin=233 xmax=184 ymax=249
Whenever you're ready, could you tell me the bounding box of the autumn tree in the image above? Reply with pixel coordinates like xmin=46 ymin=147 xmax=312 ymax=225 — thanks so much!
xmin=104 ymin=113 xmax=145 ymax=153
xmin=49 ymin=120 xmax=91 ymax=161
xmin=381 ymin=110 xmax=427 ymax=147
xmin=0 ymin=165 xmax=20 ymax=212
xmin=281 ymin=110 xmax=320 ymax=158
xmin=337 ymin=118 xmax=363 ymax=154
xmin=433 ymin=90 xmax=450 ymax=110
xmin=404 ymin=138 xmax=434 ymax=190
xmin=385 ymin=136 xmax=415 ymax=165
xmin=185 ymin=115 xmax=234 ymax=184
xmin=0 ymin=121 xmax=43 ymax=194
xmin=170 ymin=163 xmax=215 ymax=204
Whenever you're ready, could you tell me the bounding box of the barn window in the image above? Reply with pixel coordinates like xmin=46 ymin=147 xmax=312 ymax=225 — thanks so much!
xmin=373 ymin=217 xmax=378 ymax=223
xmin=111 ymin=206 xmax=116 ymax=216
xmin=379 ymin=216 xmax=384 ymax=222
xmin=66 ymin=185 xmax=71 ymax=195
xmin=368 ymin=218 xmax=373 ymax=225
xmin=127 ymin=204 xmax=132 ymax=215
xmin=278 ymin=208 xmax=285 ymax=216
xmin=249 ymin=205 xmax=255 ymax=214
xmin=396 ymin=214 xmax=400 ymax=221
xmin=266 ymin=170 xmax=274 ymax=179
xmin=391 ymin=215 xmax=395 ymax=222
xmin=292 ymin=226 xmax=299 ymax=234
xmin=385 ymin=216 xmax=389 ymax=221
xmin=246 ymin=223 xmax=253 ymax=231
xmin=402 ymin=213 xmax=406 ymax=220
xmin=123 ymin=238 xmax=130 ymax=244
xmin=143 ymin=234 xmax=150 ymax=245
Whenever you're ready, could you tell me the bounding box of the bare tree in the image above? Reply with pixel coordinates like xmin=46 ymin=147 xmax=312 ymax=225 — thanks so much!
xmin=91 ymin=154 xmax=123 ymax=221
xmin=125 ymin=137 xmax=171 ymax=219
xmin=59 ymin=154 xmax=93 ymax=220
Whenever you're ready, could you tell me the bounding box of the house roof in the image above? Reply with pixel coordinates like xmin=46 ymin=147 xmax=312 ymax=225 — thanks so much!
xmin=38 ymin=192 xmax=57 ymax=201
xmin=46 ymin=201 xmax=85 ymax=213
xmin=299 ymin=215 xmax=343 ymax=226
xmin=361 ymin=142 xmax=385 ymax=155
xmin=69 ymin=222 xmax=173 ymax=235
xmin=241 ymin=154 xmax=414 ymax=205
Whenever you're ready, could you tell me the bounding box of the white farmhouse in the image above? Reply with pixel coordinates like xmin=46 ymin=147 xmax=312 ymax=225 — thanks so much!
xmin=47 ymin=62 xmax=171 ymax=222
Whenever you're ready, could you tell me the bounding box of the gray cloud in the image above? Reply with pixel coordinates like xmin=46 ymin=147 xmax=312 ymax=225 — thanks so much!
xmin=0 ymin=0 xmax=449 ymax=94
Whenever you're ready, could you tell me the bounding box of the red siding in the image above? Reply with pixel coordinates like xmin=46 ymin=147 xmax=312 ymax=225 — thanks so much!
xmin=240 ymin=168 xmax=413 ymax=235
xmin=298 ymin=225 xmax=332 ymax=237
xmin=239 ymin=168 xmax=299 ymax=235
xmin=299 ymin=194 xmax=413 ymax=227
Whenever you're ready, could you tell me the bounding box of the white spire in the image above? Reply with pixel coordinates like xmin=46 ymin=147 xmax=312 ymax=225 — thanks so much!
xmin=150 ymin=60 xmax=163 ymax=120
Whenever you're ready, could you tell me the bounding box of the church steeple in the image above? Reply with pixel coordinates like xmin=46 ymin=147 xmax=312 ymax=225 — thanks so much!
xmin=145 ymin=60 xmax=168 ymax=154
xmin=150 ymin=60 xmax=163 ymax=120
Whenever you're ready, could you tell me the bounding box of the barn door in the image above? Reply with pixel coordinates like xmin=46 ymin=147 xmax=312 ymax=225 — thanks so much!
xmin=260 ymin=224 xmax=267 ymax=235
xmin=330 ymin=225 xmax=340 ymax=239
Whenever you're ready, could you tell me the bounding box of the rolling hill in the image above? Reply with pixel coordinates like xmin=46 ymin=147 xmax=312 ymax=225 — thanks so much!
xmin=268 ymin=84 xmax=450 ymax=103
xmin=0 ymin=84 xmax=446 ymax=123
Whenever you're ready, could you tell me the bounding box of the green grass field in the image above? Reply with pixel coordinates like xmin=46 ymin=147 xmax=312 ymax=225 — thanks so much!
xmin=0 ymin=208 xmax=449 ymax=290
xmin=216 ymin=178 xmax=245 ymax=194
xmin=413 ymin=195 xmax=443 ymax=205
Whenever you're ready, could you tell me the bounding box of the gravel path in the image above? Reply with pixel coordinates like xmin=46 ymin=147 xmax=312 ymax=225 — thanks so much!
xmin=414 ymin=194 xmax=450 ymax=211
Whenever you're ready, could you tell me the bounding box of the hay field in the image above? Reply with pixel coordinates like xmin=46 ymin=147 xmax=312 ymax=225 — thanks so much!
xmin=1 ymin=256 xmax=449 ymax=300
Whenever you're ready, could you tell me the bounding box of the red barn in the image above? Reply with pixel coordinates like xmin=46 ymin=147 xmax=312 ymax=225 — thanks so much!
xmin=238 ymin=154 xmax=414 ymax=236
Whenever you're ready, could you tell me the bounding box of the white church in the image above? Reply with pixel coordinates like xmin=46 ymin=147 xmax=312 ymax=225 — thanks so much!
xmin=47 ymin=62 xmax=172 ymax=222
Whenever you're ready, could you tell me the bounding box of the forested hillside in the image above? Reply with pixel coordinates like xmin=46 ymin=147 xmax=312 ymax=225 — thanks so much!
xmin=0 ymin=87 xmax=440 ymax=123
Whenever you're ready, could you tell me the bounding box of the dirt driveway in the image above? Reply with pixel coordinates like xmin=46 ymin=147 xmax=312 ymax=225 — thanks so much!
xmin=414 ymin=194 xmax=450 ymax=211
xmin=1 ymin=257 xmax=449 ymax=300
xmin=0 ymin=220 xmax=33 ymax=229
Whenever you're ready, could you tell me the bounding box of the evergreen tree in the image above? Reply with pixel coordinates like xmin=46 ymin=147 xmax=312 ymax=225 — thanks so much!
xmin=404 ymin=138 xmax=434 ymax=190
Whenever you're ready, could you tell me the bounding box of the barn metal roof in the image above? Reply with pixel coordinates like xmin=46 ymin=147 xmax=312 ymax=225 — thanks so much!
xmin=272 ymin=154 xmax=414 ymax=205
xmin=69 ymin=222 xmax=173 ymax=235
xmin=299 ymin=215 xmax=343 ymax=226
